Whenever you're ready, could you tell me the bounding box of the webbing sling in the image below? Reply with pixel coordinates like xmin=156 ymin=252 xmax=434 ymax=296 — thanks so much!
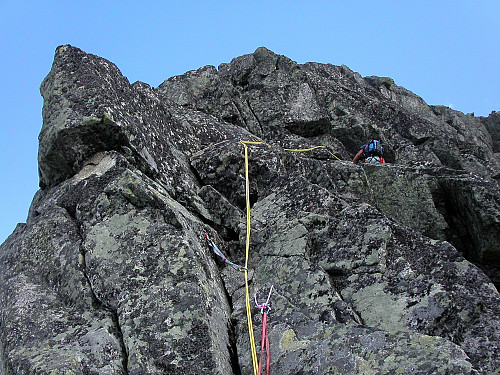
xmin=205 ymin=233 xmax=246 ymax=272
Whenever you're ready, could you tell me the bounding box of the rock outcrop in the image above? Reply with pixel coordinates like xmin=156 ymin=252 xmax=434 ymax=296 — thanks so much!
xmin=1 ymin=45 xmax=499 ymax=374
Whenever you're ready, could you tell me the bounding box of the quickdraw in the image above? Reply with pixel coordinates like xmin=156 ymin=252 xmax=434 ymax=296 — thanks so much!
xmin=254 ymin=286 xmax=273 ymax=375
xmin=204 ymin=233 xmax=247 ymax=272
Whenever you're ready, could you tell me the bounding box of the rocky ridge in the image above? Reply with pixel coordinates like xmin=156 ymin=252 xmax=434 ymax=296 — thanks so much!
xmin=0 ymin=45 xmax=499 ymax=374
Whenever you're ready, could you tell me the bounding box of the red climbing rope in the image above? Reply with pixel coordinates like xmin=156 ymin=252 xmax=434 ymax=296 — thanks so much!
xmin=258 ymin=310 xmax=271 ymax=375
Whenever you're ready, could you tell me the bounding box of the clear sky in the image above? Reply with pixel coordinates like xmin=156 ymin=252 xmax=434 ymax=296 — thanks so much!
xmin=1 ymin=1 xmax=499 ymax=244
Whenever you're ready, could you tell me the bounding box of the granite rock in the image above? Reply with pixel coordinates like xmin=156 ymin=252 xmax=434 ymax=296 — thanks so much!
xmin=1 ymin=45 xmax=499 ymax=374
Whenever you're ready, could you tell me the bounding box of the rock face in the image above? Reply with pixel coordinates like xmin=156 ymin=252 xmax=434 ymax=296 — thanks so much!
xmin=1 ymin=45 xmax=499 ymax=374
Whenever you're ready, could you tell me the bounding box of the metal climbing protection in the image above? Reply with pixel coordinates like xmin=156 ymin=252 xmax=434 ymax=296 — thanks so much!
xmin=204 ymin=233 xmax=247 ymax=272
xmin=254 ymin=286 xmax=273 ymax=375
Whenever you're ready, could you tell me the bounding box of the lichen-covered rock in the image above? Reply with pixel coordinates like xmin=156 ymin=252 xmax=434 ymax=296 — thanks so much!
xmin=437 ymin=173 xmax=500 ymax=266
xmin=481 ymin=111 xmax=500 ymax=153
xmin=1 ymin=45 xmax=499 ymax=374
xmin=363 ymin=164 xmax=448 ymax=239
xmin=0 ymin=208 xmax=125 ymax=374
xmin=3 ymin=152 xmax=236 ymax=374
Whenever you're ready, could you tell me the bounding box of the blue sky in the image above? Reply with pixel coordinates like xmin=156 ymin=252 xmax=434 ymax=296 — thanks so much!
xmin=1 ymin=1 xmax=499 ymax=243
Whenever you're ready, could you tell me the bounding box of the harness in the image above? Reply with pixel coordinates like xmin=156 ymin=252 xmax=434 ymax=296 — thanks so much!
xmin=363 ymin=140 xmax=384 ymax=163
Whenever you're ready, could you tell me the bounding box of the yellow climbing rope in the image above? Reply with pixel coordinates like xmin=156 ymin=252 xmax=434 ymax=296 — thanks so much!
xmin=283 ymin=145 xmax=341 ymax=160
xmin=235 ymin=139 xmax=342 ymax=375
xmin=194 ymin=138 xmax=341 ymax=374
xmin=240 ymin=140 xmax=265 ymax=375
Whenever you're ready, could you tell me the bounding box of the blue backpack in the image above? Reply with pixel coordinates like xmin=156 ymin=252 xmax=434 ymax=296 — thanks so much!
xmin=365 ymin=140 xmax=383 ymax=157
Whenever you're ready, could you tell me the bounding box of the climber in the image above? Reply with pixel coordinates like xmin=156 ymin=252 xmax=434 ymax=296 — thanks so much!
xmin=352 ymin=139 xmax=385 ymax=164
